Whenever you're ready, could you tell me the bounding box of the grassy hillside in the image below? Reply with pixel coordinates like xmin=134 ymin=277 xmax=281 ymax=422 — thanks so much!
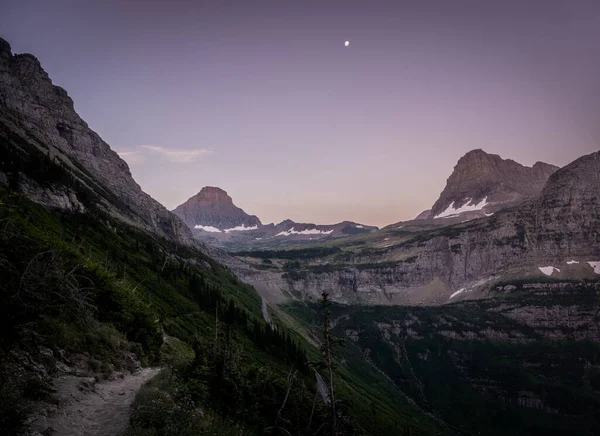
xmin=0 ymin=187 xmax=444 ymax=435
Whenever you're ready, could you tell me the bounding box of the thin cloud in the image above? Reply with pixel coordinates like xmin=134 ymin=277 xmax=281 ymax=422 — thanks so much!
xmin=140 ymin=145 xmax=213 ymax=163
xmin=116 ymin=150 xmax=143 ymax=165
xmin=117 ymin=151 xmax=138 ymax=157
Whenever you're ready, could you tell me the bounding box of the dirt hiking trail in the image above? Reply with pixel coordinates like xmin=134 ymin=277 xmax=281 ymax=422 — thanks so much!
xmin=29 ymin=367 xmax=160 ymax=436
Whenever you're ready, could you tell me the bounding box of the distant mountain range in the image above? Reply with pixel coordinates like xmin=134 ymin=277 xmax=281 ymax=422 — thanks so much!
xmin=172 ymin=186 xmax=378 ymax=250
xmin=173 ymin=150 xmax=561 ymax=251
xmin=235 ymin=149 xmax=600 ymax=305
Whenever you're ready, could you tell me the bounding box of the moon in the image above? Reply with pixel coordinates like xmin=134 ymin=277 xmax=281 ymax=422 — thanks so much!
xmin=344 ymin=40 xmax=350 ymax=47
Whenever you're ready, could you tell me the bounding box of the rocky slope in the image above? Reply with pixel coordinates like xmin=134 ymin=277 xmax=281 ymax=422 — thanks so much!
xmin=0 ymin=37 xmax=195 ymax=246
xmin=238 ymin=151 xmax=600 ymax=305
xmin=172 ymin=186 xmax=378 ymax=251
xmin=0 ymin=36 xmax=282 ymax=313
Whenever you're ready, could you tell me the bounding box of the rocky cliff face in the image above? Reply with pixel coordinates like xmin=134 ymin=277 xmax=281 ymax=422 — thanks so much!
xmin=320 ymin=282 xmax=600 ymax=434
xmin=173 ymin=186 xmax=262 ymax=230
xmin=428 ymin=149 xmax=558 ymax=220
xmin=0 ymin=37 xmax=195 ymax=246
xmin=240 ymin=151 xmax=600 ymax=305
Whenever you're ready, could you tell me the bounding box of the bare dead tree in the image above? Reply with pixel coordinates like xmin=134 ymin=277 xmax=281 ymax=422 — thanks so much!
xmin=275 ymin=366 xmax=297 ymax=426
xmin=17 ymin=250 xmax=97 ymax=320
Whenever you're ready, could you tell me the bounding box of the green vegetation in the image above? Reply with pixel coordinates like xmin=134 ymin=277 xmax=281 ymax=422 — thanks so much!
xmin=0 ymin=187 xmax=443 ymax=435
xmin=5 ymin=121 xmax=596 ymax=435
xmin=284 ymin=296 xmax=600 ymax=436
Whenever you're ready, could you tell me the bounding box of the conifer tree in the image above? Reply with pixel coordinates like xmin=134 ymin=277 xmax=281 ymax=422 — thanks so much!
xmin=320 ymin=290 xmax=338 ymax=435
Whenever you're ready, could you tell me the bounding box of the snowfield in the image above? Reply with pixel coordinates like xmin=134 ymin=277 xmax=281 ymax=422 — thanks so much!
xmin=223 ymin=224 xmax=259 ymax=233
xmin=434 ymin=197 xmax=488 ymax=219
xmin=194 ymin=225 xmax=221 ymax=233
xmin=538 ymin=266 xmax=560 ymax=276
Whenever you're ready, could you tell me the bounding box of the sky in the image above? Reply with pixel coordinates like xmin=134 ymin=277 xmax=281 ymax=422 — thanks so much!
xmin=2 ymin=0 xmax=599 ymax=227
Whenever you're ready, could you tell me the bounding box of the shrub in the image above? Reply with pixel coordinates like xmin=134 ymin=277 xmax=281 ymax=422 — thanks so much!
xmin=126 ymin=371 xmax=203 ymax=436
xmin=0 ymin=372 xmax=28 ymax=435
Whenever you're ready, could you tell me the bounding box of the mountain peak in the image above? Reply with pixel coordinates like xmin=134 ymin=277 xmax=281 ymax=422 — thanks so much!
xmin=462 ymin=148 xmax=487 ymax=156
xmin=173 ymin=187 xmax=261 ymax=230
xmin=456 ymin=149 xmax=505 ymax=167
xmin=193 ymin=186 xmax=233 ymax=203
xmin=428 ymin=150 xmax=559 ymax=220
xmin=201 ymin=186 xmax=227 ymax=193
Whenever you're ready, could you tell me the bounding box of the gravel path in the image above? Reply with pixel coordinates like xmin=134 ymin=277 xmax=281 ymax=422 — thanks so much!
xmin=29 ymin=367 xmax=160 ymax=436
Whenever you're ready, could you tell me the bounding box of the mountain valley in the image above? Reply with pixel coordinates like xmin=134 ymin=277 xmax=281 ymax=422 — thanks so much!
xmin=0 ymin=33 xmax=599 ymax=436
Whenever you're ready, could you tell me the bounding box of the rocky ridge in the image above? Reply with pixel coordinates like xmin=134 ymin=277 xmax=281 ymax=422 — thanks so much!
xmin=0 ymin=37 xmax=195 ymax=246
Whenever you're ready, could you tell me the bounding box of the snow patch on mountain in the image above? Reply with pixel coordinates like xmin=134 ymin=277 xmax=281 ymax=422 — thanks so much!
xmin=434 ymin=197 xmax=488 ymax=219
xmin=588 ymin=261 xmax=600 ymax=274
xmin=539 ymin=266 xmax=560 ymax=276
xmin=194 ymin=225 xmax=222 ymax=233
xmin=223 ymin=224 xmax=259 ymax=233
xmin=450 ymin=288 xmax=466 ymax=299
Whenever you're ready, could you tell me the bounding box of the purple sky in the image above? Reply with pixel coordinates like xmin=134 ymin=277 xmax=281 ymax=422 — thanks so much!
xmin=3 ymin=0 xmax=599 ymax=226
